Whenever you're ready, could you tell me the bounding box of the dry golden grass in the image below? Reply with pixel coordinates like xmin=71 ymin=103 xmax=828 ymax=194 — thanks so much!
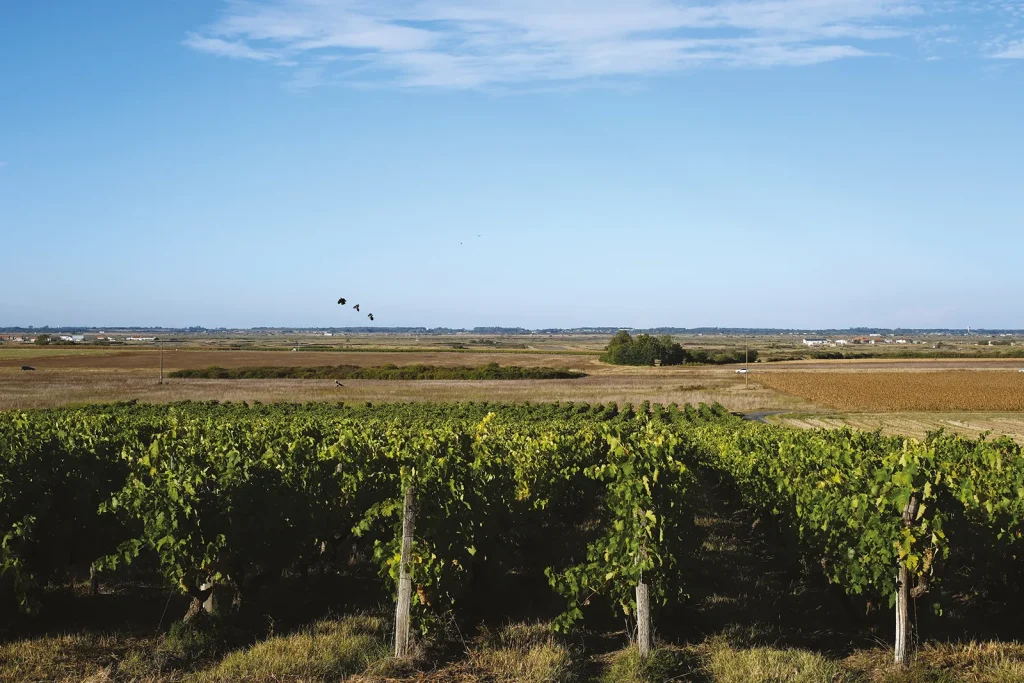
xmin=756 ymin=371 xmax=1024 ymax=412
xmin=774 ymin=412 xmax=1024 ymax=443
xmin=193 ymin=616 xmax=390 ymax=683
xmin=844 ymin=641 xmax=1024 ymax=682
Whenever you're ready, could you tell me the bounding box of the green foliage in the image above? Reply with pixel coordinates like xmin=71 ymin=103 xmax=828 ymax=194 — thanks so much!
xmin=2 ymin=398 xmax=1023 ymax=656
xmin=548 ymin=418 xmax=696 ymax=631
xmin=600 ymin=332 xmax=684 ymax=366
xmin=600 ymin=332 xmax=756 ymax=366
xmin=169 ymin=362 xmax=586 ymax=380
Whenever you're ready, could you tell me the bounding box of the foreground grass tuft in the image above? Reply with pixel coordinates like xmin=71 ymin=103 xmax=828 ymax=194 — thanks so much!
xmin=0 ymin=632 xmax=152 ymax=682
xmin=844 ymin=641 xmax=1024 ymax=683
xmin=701 ymin=638 xmax=854 ymax=683
xmin=601 ymin=645 xmax=692 ymax=683
xmin=191 ymin=615 xmax=389 ymax=683
xmin=465 ymin=622 xmax=581 ymax=683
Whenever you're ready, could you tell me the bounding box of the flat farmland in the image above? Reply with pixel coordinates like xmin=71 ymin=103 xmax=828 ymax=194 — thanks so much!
xmin=0 ymin=348 xmax=599 ymax=372
xmin=756 ymin=369 xmax=1024 ymax=411
xmin=0 ymin=349 xmax=797 ymax=413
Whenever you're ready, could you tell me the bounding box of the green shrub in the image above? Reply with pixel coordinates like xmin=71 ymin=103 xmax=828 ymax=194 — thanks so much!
xmin=600 ymin=332 xmax=755 ymax=366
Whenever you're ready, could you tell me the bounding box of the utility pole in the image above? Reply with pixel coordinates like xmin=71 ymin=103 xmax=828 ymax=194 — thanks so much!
xmin=745 ymin=341 xmax=749 ymax=388
xmin=159 ymin=346 xmax=164 ymax=385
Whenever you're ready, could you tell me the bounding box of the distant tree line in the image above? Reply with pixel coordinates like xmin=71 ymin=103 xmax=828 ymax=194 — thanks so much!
xmin=600 ymin=331 xmax=756 ymax=366
xmin=170 ymin=363 xmax=586 ymax=380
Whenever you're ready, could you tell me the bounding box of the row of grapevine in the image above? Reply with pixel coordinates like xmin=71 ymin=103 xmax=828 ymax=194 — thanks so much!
xmin=689 ymin=415 xmax=1024 ymax=664
xmin=2 ymin=399 xmax=1022 ymax=665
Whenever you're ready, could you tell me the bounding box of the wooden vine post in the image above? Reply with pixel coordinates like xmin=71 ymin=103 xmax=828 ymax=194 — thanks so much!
xmin=636 ymin=572 xmax=651 ymax=657
xmin=394 ymin=485 xmax=416 ymax=658
xmin=895 ymin=494 xmax=919 ymax=667
xmin=635 ymin=509 xmax=652 ymax=658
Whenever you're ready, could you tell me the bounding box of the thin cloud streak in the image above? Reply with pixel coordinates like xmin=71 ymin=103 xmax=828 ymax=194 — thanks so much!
xmin=184 ymin=0 xmax=1017 ymax=89
xmin=993 ymin=42 xmax=1024 ymax=58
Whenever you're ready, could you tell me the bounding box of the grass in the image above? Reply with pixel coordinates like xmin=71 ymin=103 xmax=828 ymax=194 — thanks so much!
xmin=600 ymin=645 xmax=693 ymax=682
xmin=773 ymin=411 xmax=1024 ymax=444
xmin=463 ymin=622 xmax=582 ymax=683
xmin=844 ymin=641 xmax=1024 ymax=682
xmin=0 ymin=632 xmax=155 ymax=682
xmin=700 ymin=638 xmax=853 ymax=682
xmin=7 ymin=628 xmax=1024 ymax=682
xmin=191 ymin=615 xmax=389 ymax=682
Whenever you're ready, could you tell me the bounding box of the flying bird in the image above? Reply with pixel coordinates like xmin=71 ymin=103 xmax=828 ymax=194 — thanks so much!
xmin=337 ymin=297 xmax=346 ymax=305
xmin=353 ymin=304 xmax=360 ymax=312
xmin=367 ymin=313 xmax=374 ymax=321
xmin=21 ymin=365 xmax=35 ymax=371
xmin=335 ymin=380 xmax=344 ymax=387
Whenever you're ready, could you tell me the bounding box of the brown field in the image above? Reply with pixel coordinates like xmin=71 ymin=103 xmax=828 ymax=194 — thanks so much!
xmin=0 ymin=368 xmax=794 ymax=413
xmin=0 ymin=349 xmax=804 ymax=413
xmin=756 ymin=370 xmax=1024 ymax=411
xmin=5 ymin=347 xmax=1024 ymax=443
xmin=0 ymin=348 xmax=598 ymax=372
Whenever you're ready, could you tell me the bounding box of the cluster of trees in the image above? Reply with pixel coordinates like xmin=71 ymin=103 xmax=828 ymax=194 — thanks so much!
xmin=600 ymin=332 xmax=756 ymax=366
xmin=170 ymin=363 xmax=586 ymax=380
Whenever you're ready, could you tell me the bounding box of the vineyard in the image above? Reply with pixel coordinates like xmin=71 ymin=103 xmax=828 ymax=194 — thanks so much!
xmin=2 ymin=400 xmax=1024 ymax=680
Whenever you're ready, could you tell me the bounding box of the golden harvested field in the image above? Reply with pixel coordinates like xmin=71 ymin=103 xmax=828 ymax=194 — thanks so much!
xmin=757 ymin=370 xmax=1024 ymax=412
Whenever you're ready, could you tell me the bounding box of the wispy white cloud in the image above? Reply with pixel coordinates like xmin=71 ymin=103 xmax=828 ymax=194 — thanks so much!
xmin=183 ymin=32 xmax=279 ymax=61
xmin=184 ymin=0 xmax=1019 ymax=89
xmin=992 ymin=41 xmax=1024 ymax=58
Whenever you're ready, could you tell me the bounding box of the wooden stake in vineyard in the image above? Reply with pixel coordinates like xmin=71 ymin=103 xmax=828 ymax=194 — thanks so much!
xmin=394 ymin=485 xmax=416 ymax=658
xmin=635 ymin=515 xmax=652 ymax=658
xmin=895 ymin=494 xmax=919 ymax=667
xmin=635 ymin=572 xmax=651 ymax=658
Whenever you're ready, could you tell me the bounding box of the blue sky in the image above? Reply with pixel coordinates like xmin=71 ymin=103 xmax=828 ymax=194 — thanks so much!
xmin=1 ymin=0 xmax=1022 ymax=329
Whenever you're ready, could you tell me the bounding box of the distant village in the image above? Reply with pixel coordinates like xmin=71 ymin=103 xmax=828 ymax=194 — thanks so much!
xmin=802 ymin=334 xmax=1019 ymax=348
xmin=0 ymin=333 xmax=157 ymax=344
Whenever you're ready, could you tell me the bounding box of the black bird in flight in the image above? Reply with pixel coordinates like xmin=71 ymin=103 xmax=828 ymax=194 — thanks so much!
xmin=353 ymin=304 xmax=360 ymax=312
xmin=21 ymin=365 xmax=35 ymax=371
xmin=335 ymin=380 xmax=344 ymax=387
xmin=367 ymin=313 xmax=374 ymax=321
xmin=337 ymin=297 xmax=346 ymax=305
